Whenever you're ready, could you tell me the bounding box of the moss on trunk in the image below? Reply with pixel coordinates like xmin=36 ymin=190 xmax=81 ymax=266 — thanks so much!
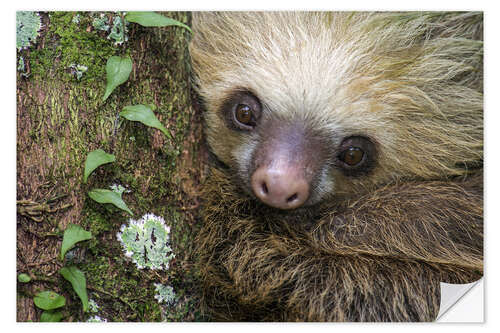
xmin=17 ymin=11 xmax=206 ymax=322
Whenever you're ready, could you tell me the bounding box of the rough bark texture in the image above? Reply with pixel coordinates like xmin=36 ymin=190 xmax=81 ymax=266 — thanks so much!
xmin=16 ymin=11 xmax=206 ymax=322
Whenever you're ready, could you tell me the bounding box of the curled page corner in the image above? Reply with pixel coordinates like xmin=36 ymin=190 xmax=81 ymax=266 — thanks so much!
xmin=436 ymin=278 xmax=483 ymax=322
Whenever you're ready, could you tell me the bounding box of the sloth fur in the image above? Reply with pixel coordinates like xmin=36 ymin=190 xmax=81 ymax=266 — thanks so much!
xmin=189 ymin=12 xmax=483 ymax=321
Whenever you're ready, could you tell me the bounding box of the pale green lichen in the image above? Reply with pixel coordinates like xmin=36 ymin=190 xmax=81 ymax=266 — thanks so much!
xmin=117 ymin=213 xmax=175 ymax=270
xmin=92 ymin=14 xmax=110 ymax=32
xmin=88 ymin=299 xmax=99 ymax=313
xmin=85 ymin=299 xmax=106 ymax=322
xmin=154 ymin=283 xmax=177 ymax=306
xmin=108 ymin=15 xmax=129 ymax=45
xmin=69 ymin=63 xmax=88 ymax=80
xmin=18 ymin=57 xmax=26 ymax=75
xmin=63 ymin=248 xmax=78 ymax=262
xmin=110 ymin=183 xmax=130 ymax=195
xmin=72 ymin=14 xmax=81 ymax=24
xmin=18 ymin=57 xmax=24 ymax=71
xmin=87 ymin=315 xmax=107 ymax=322
xmin=92 ymin=13 xmax=129 ymax=46
xmin=16 ymin=11 xmax=42 ymax=51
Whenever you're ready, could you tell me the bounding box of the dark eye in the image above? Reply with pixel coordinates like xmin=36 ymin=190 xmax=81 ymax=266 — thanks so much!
xmin=235 ymin=104 xmax=253 ymax=126
xmin=221 ymin=90 xmax=262 ymax=131
xmin=340 ymin=147 xmax=364 ymax=166
xmin=337 ymin=136 xmax=376 ymax=176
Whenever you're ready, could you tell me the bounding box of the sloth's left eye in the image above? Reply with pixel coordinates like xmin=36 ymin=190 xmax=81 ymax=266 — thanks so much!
xmin=340 ymin=147 xmax=364 ymax=166
xmin=337 ymin=136 xmax=376 ymax=176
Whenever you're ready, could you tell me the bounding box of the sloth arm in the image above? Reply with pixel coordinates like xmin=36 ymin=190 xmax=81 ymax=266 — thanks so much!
xmin=199 ymin=169 xmax=482 ymax=320
xmin=310 ymin=171 xmax=483 ymax=276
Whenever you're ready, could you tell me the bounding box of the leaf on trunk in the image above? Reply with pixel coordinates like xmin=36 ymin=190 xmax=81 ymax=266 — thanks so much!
xmin=60 ymin=266 xmax=89 ymax=312
xmin=40 ymin=311 xmax=63 ymax=322
xmin=18 ymin=273 xmax=31 ymax=283
xmin=83 ymin=149 xmax=116 ymax=183
xmin=102 ymin=56 xmax=133 ymax=101
xmin=33 ymin=291 xmax=66 ymax=311
xmin=88 ymin=189 xmax=133 ymax=215
xmin=60 ymin=224 xmax=92 ymax=260
xmin=120 ymin=104 xmax=172 ymax=139
xmin=125 ymin=11 xmax=192 ymax=33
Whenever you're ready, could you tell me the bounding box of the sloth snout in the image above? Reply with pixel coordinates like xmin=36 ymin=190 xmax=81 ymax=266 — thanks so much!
xmin=251 ymin=163 xmax=309 ymax=210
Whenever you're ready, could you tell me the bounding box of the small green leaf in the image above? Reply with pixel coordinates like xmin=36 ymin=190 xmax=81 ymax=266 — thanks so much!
xmin=125 ymin=12 xmax=192 ymax=33
xmin=102 ymin=56 xmax=133 ymax=101
xmin=88 ymin=189 xmax=133 ymax=215
xmin=34 ymin=291 xmax=66 ymax=310
xmin=120 ymin=104 xmax=172 ymax=139
xmin=18 ymin=273 xmax=31 ymax=283
xmin=40 ymin=311 xmax=63 ymax=322
xmin=60 ymin=266 xmax=89 ymax=312
xmin=83 ymin=149 xmax=116 ymax=183
xmin=60 ymin=224 xmax=92 ymax=260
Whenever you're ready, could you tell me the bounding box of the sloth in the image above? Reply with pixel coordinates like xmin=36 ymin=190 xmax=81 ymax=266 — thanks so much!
xmin=189 ymin=12 xmax=483 ymax=321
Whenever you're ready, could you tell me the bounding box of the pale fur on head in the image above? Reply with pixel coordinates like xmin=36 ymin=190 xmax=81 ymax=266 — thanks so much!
xmin=190 ymin=12 xmax=483 ymax=202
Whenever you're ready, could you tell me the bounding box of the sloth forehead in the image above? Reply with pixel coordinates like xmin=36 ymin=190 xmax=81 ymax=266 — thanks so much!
xmin=213 ymin=52 xmax=383 ymax=134
xmin=210 ymin=33 xmax=376 ymax=123
xmin=197 ymin=13 xmax=384 ymax=125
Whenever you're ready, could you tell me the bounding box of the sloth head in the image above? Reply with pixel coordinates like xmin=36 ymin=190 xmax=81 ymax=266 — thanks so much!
xmin=190 ymin=12 xmax=483 ymax=209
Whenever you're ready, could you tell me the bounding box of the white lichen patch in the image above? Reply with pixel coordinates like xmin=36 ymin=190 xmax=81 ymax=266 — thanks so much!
xmin=154 ymin=283 xmax=177 ymax=306
xmin=110 ymin=183 xmax=130 ymax=195
xmin=88 ymin=299 xmax=99 ymax=313
xmin=92 ymin=13 xmax=110 ymax=32
xmin=16 ymin=11 xmax=42 ymax=51
xmin=108 ymin=15 xmax=129 ymax=45
xmin=117 ymin=213 xmax=175 ymax=270
xmin=72 ymin=14 xmax=81 ymax=24
xmin=69 ymin=63 xmax=88 ymax=80
xmin=18 ymin=57 xmax=25 ymax=72
xmin=87 ymin=315 xmax=107 ymax=322
xmin=85 ymin=299 xmax=106 ymax=322
xmin=92 ymin=12 xmax=129 ymax=46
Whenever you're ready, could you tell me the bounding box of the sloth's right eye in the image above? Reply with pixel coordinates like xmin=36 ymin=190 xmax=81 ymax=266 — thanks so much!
xmin=225 ymin=91 xmax=262 ymax=131
xmin=235 ymin=104 xmax=254 ymax=126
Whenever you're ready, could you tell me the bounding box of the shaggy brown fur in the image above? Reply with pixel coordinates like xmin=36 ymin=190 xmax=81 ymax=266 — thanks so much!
xmin=190 ymin=12 xmax=483 ymax=322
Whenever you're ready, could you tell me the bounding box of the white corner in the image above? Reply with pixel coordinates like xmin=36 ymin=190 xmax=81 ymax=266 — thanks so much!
xmin=436 ymin=278 xmax=484 ymax=322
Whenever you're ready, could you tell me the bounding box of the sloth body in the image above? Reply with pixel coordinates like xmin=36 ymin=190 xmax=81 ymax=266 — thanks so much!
xmin=189 ymin=12 xmax=483 ymax=321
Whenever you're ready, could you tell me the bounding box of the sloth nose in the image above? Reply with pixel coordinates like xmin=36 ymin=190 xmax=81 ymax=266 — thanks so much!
xmin=251 ymin=165 xmax=309 ymax=210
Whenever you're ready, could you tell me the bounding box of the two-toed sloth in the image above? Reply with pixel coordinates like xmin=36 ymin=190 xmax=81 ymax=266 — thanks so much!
xmin=189 ymin=12 xmax=483 ymax=321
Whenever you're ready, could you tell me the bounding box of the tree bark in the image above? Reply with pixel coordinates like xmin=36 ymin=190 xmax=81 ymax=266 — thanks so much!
xmin=16 ymin=11 xmax=205 ymax=322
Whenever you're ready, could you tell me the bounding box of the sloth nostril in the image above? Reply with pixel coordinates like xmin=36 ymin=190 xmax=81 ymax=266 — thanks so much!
xmin=261 ymin=182 xmax=269 ymax=195
xmin=286 ymin=193 xmax=298 ymax=203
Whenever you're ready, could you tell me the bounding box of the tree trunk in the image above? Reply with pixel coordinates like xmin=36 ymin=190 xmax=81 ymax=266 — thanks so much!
xmin=16 ymin=11 xmax=206 ymax=322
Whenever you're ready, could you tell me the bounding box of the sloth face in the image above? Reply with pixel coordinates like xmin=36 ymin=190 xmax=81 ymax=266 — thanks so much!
xmin=191 ymin=12 xmax=483 ymax=210
xmin=216 ymin=89 xmax=378 ymax=209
